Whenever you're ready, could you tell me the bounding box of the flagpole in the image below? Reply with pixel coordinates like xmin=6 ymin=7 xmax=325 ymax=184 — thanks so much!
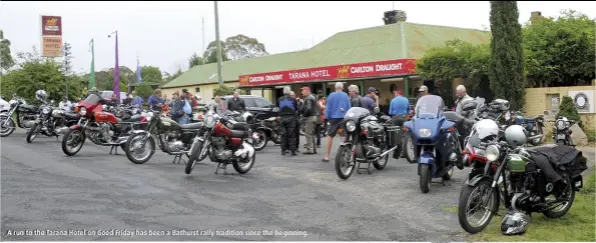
xmin=214 ymin=1 xmax=223 ymax=87
xmin=89 ymin=39 xmax=95 ymax=89
xmin=108 ymin=31 xmax=120 ymax=100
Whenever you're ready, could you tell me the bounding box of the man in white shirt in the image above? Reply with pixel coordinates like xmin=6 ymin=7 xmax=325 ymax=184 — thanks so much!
xmin=59 ymin=97 xmax=72 ymax=111
xmin=455 ymin=85 xmax=473 ymax=115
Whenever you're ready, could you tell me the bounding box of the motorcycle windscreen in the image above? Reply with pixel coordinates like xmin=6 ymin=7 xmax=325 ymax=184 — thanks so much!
xmin=415 ymin=95 xmax=445 ymax=119
xmin=344 ymin=107 xmax=370 ymax=121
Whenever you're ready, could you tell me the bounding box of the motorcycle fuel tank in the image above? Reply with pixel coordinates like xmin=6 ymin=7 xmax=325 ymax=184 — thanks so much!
xmin=94 ymin=112 xmax=118 ymax=123
xmin=157 ymin=117 xmax=181 ymax=131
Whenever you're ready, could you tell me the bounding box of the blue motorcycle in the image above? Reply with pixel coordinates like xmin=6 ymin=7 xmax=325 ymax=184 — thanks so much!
xmin=512 ymin=109 xmax=545 ymax=146
xmin=404 ymin=95 xmax=472 ymax=193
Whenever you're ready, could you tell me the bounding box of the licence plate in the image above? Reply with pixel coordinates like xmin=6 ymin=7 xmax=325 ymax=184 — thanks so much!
xmin=557 ymin=134 xmax=566 ymax=139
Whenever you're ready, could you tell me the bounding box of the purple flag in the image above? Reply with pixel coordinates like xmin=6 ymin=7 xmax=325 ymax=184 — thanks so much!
xmin=113 ymin=33 xmax=120 ymax=101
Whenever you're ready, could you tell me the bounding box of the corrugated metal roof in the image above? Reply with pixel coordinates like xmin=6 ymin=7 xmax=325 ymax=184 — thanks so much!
xmin=162 ymin=22 xmax=490 ymax=88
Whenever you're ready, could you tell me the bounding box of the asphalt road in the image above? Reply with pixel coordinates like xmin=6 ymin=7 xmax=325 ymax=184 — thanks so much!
xmin=1 ymin=130 xmax=593 ymax=241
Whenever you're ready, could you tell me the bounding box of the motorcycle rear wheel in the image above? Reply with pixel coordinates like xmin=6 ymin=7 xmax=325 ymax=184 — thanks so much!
xmin=26 ymin=123 xmax=40 ymax=143
xmin=373 ymin=153 xmax=389 ymax=170
xmin=334 ymin=145 xmax=355 ymax=180
xmin=252 ymin=130 xmax=268 ymax=151
xmin=233 ymin=152 xmax=255 ymax=174
xmin=125 ymin=133 xmax=155 ymax=164
xmin=61 ymin=129 xmax=86 ymax=156
xmin=530 ymin=126 xmax=544 ymax=146
xmin=543 ymin=178 xmax=575 ymax=218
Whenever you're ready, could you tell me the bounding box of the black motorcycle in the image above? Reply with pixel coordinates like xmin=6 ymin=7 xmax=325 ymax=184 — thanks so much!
xmin=551 ymin=117 xmax=575 ymax=146
xmin=26 ymin=101 xmax=79 ymax=143
xmin=458 ymin=137 xmax=587 ymax=234
xmin=334 ymin=107 xmax=400 ymax=180
xmin=0 ymin=94 xmax=39 ymax=137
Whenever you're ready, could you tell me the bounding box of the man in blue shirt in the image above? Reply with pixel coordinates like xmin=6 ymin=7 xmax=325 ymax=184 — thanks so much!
xmin=322 ymin=82 xmax=351 ymax=162
xmin=131 ymin=91 xmax=143 ymax=109
xmin=148 ymin=89 xmax=164 ymax=112
xmin=361 ymin=87 xmax=379 ymax=113
xmin=388 ymin=89 xmax=410 ymax=159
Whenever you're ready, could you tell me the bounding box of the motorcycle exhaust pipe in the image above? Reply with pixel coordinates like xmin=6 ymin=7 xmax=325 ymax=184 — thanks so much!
xmin=379 ymin=146 xmax=398 ymax=158
xmin=23 ymin=120 xmax=35 ymax=128
xmin=55 ymin=127 xmax=70 ymax=135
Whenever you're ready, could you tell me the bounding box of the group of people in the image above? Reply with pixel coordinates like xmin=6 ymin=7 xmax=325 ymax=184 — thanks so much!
xmin=146 ymin=89 xmax=202 ymax=124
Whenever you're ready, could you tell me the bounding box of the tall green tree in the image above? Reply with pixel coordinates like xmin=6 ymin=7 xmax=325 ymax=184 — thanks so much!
xmin=188 ymin=52 xmax=203 ymax=68
xmin=0 ymin=29 xmax=15 ymax=74
xmin=489 ymin=1 xmax=525 ymax=110
xmin=140 ymin=66 xmax=162 ymax=84
xmin=523 ymin=10 xmax=595 ymax=87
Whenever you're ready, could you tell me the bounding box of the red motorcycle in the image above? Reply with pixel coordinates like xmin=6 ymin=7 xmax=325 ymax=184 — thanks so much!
xmin=185 ymin=110 xmax=256 ymax=175
xmin=61 ymin=93 xmax=147 ymax=156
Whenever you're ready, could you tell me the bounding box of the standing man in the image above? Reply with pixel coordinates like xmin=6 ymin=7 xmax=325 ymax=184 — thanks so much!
xmin=170 ymin=92 xmax=184 ymax=122
xmin=131 ymin=91 xmax=143 ymax=109
xmin=148 ymin=89 xmax=165 ymax=112
xmin=178 ymin=92 xmax=192 ymax=124
xmin=418 ymin=85 xmax=429 ymax=97
xmin=227 ymin=90 xmax=246 ymax=112
xmin=348 ymin=85 xmax=363 ymax=107
xmin=361 ymin=87 xmax=379 ymax=113
xmin=290 ymin=91 xmax=302 ymax=152
xmin=212 ymin=95 xmax=227 ymax=114
xmin=300 ymin=86 xmax=320 ymax=154
xmin=316 ymin=95 xmax=326 ymax=148
xmin=455 ymin=85 xmax=473 ymax=116
xmin=388 ymin=89 xmax=410 ymax=159
xmin=322 ymin=82 xmax=351 ymax=162
xmin=277 ymin=87 xmax=299 ymax=156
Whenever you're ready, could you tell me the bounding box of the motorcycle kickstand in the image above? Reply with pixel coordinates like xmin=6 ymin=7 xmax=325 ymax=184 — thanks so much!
xmin=172 ymin=154 xmax=185 ymax=164
xmin=215 ymin=162 xmax=228 ymax=175
xmin=109 ymin=145 xmax=120 ymax=155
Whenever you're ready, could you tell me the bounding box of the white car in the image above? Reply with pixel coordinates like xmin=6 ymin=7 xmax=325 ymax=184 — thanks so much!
xmin=0 ymin=96 xmax=9 ymax=113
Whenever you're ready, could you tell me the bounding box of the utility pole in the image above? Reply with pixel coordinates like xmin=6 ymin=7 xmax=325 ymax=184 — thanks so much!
xmin=214 ymin=1 xmax=224 ymax=87
xmin=202 ymin=17 xmax=205 ymax=56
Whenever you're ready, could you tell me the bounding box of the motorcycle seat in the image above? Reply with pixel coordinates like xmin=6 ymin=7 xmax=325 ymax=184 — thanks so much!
xmin=180 ymin=122 xmax=202 ymax=130
xmin=444 ymin=111 xmax=465 ymax=122
xmin=524 ymin=116 xmax=538 ymax=121
xmin=118 ymin=114 xmax=142 ymax=123
xmin=232 ymin=122 xmax=250 ymax=131
xmin=64 ymin=112 xmax=80 ymax=119
xmin=231 ymin=130 xmax=249 ymax=138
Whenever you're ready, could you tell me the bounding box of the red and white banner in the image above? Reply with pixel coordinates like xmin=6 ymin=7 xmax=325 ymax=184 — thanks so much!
xmin=239 ymin=58 xmax=417 ymax=87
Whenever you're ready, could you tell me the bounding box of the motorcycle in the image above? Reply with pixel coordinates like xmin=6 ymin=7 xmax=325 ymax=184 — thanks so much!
xmin=260 ymin=116 xmax=283 ymax=145
xmin=333 ymin=107 xmax=400 ymax=180
xmin=124 ymin=111 xmax=205 ymax=164
xmin=512 ymin=108 xmax=545 ymax=146
xmin=403 ymin=95 xmax=471 ymax=193
xmin=0 ymin=94 xmax=39 ymax=137
xmin=551 ymin=116 xmax=575 ymax=146
xmin=26 ymin=100 xmax=79 ymax=143
xmin=61 ymin=93 xmax=148 ymax=156
xmin=185 ymin=110 xmax=257 ymax=175
xmin=458 ymin=130 xmax=587 ymax=234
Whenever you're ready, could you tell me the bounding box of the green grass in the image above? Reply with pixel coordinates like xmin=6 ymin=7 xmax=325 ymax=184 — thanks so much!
xmin=466 ymin=170 xmax=596 ymax=242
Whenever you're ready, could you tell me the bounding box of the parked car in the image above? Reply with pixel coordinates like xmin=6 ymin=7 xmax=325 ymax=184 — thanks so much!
xmin=221 ymin=95 xmax=279 ymax=121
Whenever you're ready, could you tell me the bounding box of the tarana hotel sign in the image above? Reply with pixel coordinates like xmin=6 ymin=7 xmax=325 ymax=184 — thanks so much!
xmin=40 ymin=15 xmax=63 ymax=57
xmin=239 ymin=59 xmax=417 ymax=87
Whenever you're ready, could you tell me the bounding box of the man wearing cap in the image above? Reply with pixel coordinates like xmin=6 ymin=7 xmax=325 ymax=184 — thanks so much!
xmin=361 ymin=87 xmax=379 ymax=113
xmin=418 ymin=85 xmax=429 ymax=96
xmin=388 ymin=89 xmax=410 ymax=159
xmin=300 ymin=86 xmax=320 ymax=154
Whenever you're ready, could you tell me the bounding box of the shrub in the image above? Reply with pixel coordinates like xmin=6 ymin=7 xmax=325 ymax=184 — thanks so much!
xmin=556 ymin=96 xmax=581 ymax=125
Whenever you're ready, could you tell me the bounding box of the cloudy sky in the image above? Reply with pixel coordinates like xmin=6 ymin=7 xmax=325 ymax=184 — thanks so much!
xmin=1 ymin=1 xmax=594 ymax=75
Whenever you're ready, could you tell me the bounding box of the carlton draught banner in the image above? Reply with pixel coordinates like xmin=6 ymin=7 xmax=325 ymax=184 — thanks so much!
xmin=239 ymin=59 xmax=417 ymax=87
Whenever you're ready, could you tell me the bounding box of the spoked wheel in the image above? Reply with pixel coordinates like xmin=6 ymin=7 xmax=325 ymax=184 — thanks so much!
xmin=0 ymin=116 xmax=15 ymax=137
xmin=252 ymin=130 xmax=268 ymax=151
xmin=373 ymin=151 xmax=389 ymax=170
xmin=530 ymin=126 xmax=544 ymax=146
xmin=185 ymin=140 xmax=203 ymax=175
xmin=458 ymin=180 xmax=499 ymax=234
xmin=197 ymin=140 xmax=211 ymax=162
xmin=543 ymin=178 xmax=575 ymax=218
xmin=26 ymin=124 xmax=41 ymax=143
xmin=233 ymin=150 xmax=255 ymax=174
xmin=334 ymin=145 xmax=355 ymax=180
xmin=405 ymin=136 xmax=416 ymax=163
xmin=419 ymin=164 xmax=432 ymax=193
xmin=125 ymin=133 xmax=156 ymax=164
xmin=61 ymin=129 xmax=86 ymax=156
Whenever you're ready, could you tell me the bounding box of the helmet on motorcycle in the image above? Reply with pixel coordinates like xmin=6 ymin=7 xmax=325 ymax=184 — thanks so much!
xmin=504 ymin=125 xmax=527 ymax=146
xmin=474 ymin=119 xmax=499 ymax=140
xmin=35 ymin=90 xmax=48 ymax=101
xmin=500 ymin=210 xmax=531 ymax=235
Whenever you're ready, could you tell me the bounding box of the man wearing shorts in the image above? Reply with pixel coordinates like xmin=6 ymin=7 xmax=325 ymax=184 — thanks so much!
xmin=322 ymin=82 xmax=351 ymax=162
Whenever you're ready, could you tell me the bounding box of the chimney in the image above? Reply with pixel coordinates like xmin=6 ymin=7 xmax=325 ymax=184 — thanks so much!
xmin=383 ymin=10 xmax=407 ymax=25
xmin=530 ymin=11 xmax=543 ymax=24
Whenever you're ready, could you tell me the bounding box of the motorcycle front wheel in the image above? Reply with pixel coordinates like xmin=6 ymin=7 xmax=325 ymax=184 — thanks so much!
xmin=185 ymin=140 xmax=203 ymax=174
xmin=197 ymin=139 xmax=210 ymax=162
xmin=125 ymin=133 xmax=156 ymax=164
xmin=405 ymin=136 xmax=416 ymax=163
xmin=458 ymin=179 xmax=499 ymax=234
xmin=334 ymin=145 xmax=355 ymax=180
xmin=419 ymin=164 xmax=432 ymax=193
xmin=0 ymin=116 xmax=15 ymax=137
xmin=61 ymin=129 xmax=86 ymax=156
xmin=26 ymin=123 xmax=41 ymax=143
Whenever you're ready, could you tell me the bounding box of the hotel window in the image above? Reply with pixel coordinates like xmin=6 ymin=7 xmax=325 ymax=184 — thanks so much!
xmin=195 ymin=88 xmax=201 ymax=93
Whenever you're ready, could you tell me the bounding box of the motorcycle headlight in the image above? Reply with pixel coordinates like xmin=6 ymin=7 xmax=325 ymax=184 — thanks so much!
xmin=419 ymin=128 xmax=431 ymax=138
xmin=345 ymin=120 xmax=356 ymax=132
xmin=486 ymin=145 xmax=500 ymax=161
xmin=79 ymin=107 xmax=87 ymax=116
xmin=42 ymin=107 xmax=50 ymax=114
xmin=482 ymin=111 xmax=489 ymax=119
xmin=8 ymin=100 xmax=16 ymax=105
xmin=204 ymin=115 xmax=215 ymax=128
xmin=556 ymin=120 xmax=566 ymax=130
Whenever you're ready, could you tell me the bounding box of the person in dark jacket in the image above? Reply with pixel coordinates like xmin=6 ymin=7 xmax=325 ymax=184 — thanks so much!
xmin=278 ymin=87 xmax=299 ymax=156
xmin=227 ymin=91 xmax=246 ymax=112
xmin=290 ymin=91 xmax=302 ymax=152
xmin=348 ymin=84 xmax=363 ymax=107
xmin=300 ymin=86 xmax=320 ymax=154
